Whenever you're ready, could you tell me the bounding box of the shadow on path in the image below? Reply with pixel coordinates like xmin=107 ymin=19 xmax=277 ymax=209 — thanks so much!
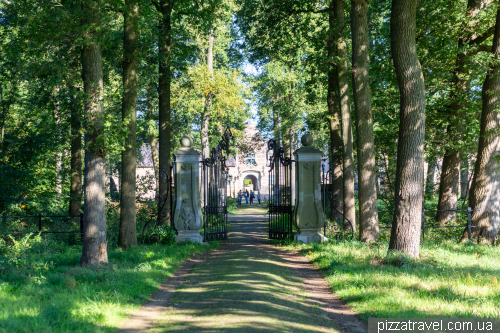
xmin=119 ymin=210 xmax=366 ymax=333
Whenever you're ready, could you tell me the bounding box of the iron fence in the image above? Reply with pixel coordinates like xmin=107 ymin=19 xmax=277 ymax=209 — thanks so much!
xmin=0 ymin=213 xmax=84 ymax=241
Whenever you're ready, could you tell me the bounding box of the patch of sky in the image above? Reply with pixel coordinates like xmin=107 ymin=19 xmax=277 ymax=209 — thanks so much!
xmin=242 ymin=61 xmax=261 ymax=119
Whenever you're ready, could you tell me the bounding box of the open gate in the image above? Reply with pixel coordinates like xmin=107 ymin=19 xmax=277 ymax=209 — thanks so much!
xmin=201 ymin=128 xmax=232 ymax=241
xmin=267 ymin=139 xmax=294 ymax=239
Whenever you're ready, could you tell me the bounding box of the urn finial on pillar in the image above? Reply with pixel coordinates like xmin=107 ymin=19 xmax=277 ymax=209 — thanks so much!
xmin=173 ymin=135 xmax=203 ymax=243
xmin=293 ymin=134 xmax=328 ymax=244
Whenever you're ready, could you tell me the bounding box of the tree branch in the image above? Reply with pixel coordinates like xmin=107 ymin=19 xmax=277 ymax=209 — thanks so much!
xmin=287 ymin=7 xmax=333 ymax=15
xmin=471 ymin=44 xmax=492 ymax=55
xmin=150 ymin=0 xmax=160 ymax=12
xmin=469 ymin=26 xmax=495 ymax=45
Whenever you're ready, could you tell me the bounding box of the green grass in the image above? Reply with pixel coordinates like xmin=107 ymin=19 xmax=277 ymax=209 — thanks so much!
xmin=0 ymin=234 xmax=216 ymax=332
xmin=227 ymin=197 xmax=238 ymax=214
xmin=285 ymin=239 xmax=500 ymax=320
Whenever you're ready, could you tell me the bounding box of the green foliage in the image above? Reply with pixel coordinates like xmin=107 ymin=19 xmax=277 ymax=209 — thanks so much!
xmin=288 ymin=239 xmax=500 ymax=319
xmin=0 ymin=234 xmax=215 ymax=332
xmin=227 ymin=197 xmax=238 ymax=214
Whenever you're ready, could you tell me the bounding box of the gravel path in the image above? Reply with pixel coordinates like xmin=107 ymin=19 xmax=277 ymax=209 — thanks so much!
xmin=119 ymin=207 xmax=366 ymax=333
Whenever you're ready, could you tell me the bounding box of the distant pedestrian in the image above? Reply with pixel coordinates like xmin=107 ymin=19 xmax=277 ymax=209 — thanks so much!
xmin=245 ymin=190 xmax=249 ymax=204
xmin=257 ymin=191 xmax=261 ymax=206
xmin=250 ymin=191 xmax=255 ymax=204
xmin=237 ymin=190 xmax=243 ymax=207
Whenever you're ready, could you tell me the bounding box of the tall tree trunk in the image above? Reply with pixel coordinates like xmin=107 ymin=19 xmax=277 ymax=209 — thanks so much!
xmin=388 ymin=0 xmax=426 ymax=259
xmin=118 ymin=0 xmax=139 ymax=248
xmin=436 ymin=150 xmax=460 ymax=224
xmin=351 ymin=0 xmax=378 ymax=242
xmin=462 ymin=8 xmax=500 ymax=244
xmin=146 ymin=85 xmax=159 ymax=189
xmin=327 ymin=3 xmax=343 ymax=214
xmin=200 ymin=29 xmax=214 ymax=208
xmin=54 ymin=85 xmax=62 ymax=196
xmin=0 ymin=82 xmax=14 ymax=149
xmin=69 ymin=84 xmax=82 ymax=219
xmin=460 ymin=156 xmax=469 ymax=199
xmin=425 ymin=159 xmax=436 ymax=200
xmin=80 ymin=0 xmax=107 ymax=266
xmin=334 ymin=0 xmax=356 ymax=231
xmin=0 ymin=84 xmax=4 ymax=144
xmin=201 ymin=29 xmax=214 ymax=159
xmin=157 ymin=0 xmax=173 ymax=225
xmin=437 ymin=0 xmax=489 ymax=225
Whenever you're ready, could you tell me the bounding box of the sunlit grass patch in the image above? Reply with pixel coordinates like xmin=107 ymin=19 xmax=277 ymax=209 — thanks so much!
xmin=0 ymin=234 xmax=214 ymax=332
xmin=286 ymin=239 xmax=500 ymax=320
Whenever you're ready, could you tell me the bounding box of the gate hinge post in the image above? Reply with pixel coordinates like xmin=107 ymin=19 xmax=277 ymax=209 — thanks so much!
xmin=293 ymin=134 xmax=328 ymax=244
xmin=172 ymin=135 xmax=204 ymax=244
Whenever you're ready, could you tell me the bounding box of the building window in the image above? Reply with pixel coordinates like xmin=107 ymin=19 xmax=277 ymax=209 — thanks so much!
xmin=245 ymin=153 xmax=256 ymax=166
xmin=268 ymin=175 xmax=274 ymax=185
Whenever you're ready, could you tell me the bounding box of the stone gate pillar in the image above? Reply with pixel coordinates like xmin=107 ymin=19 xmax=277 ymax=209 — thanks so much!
xmin=293 ymin=134 xmax=328 ymax=244
xmin=173 ymin=135 xmax=203 ymax=243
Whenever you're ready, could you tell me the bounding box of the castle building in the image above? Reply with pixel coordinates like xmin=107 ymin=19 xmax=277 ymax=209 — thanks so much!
xmin=226 ymin=120 xmax=271 ymax=197
xmin=132 ymin=120 xmax=272 ymax=199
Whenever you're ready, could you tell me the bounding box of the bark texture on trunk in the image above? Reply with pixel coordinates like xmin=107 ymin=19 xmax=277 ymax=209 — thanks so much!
xmin=334 ymin=0 xmax=356 ymax=231
xmin=436 ymin=0 xmax=491 ymax=225
xmin=463 ymin=8 xmax=500 ymax=244
xmin=69 ymin=86 xmax=82 ymax=218
xmin=80 ymin=1 xmax=107 ymax=265
xmin=327 ymin=4 xmax=343 ymax=214
xmin=460 ymin=156 xmax=469 ymax=199
xmin=146 ymin=85 xmax=159 ymax=188
xmin=424 ymin=159 xmax=436 ymax=200
xmin=351 ymin=0 xmax=378 ymax=242
xmin=436 ymin=0 xmax=486 ymax=224
xmin=201 ymin=29 xmax=214 ymax=159
xmin=54 ymin=87 xmax=62 ymax=196
xmin=436 ymin=150 xmax=460 ymax=224
xmin=158 ymin=0 xmax=173 ymax=225
xmin=0 ymin=85 xmax=4 ymax=144
xmin=389 ymin=0 xmax=426 ymax=258
xmin=118 ymin=0 xmax=139 ymax=248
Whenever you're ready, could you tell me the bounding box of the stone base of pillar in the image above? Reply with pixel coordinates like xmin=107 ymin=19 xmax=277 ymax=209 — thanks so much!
xmin=175 ymin=230 xmax=203 ymax=244
xmin=294 ymin=228 xmax=328 ymax=244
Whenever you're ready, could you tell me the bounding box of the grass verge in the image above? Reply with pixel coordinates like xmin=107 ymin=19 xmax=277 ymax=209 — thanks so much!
xmin=284 ymin=239 xmax=500 ymax=320
xmin=0 ymin=234 xmax=216 ymax=332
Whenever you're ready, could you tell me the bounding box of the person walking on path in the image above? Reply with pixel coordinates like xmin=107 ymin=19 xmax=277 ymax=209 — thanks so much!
xmin=250 ymin=190 xmax=255 ymax=205
xmin=257 ymin=191 xmax=262 ymax=206
xmin=237 ymin=190 xmax=242 ymax=207
xmin=244 ymin=190 xmax=249 ymax=204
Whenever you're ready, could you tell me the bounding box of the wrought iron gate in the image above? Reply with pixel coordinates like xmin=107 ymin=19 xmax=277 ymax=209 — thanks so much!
xmin=201 ymin=128 xmax=232 ymax=241
xmin=267 ymin=139 xmax=294 ymax=239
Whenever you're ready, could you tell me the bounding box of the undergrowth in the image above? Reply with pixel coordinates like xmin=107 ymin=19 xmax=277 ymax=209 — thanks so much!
xmin=285 ymin=239 xmax=500 ymax=320
xmin=0 ymin=234 xmax=215 ymax=333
